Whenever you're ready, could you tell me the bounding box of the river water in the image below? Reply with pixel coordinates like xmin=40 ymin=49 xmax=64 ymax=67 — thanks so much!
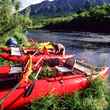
xmin=27 ymin=30 xmax=110 ymax=67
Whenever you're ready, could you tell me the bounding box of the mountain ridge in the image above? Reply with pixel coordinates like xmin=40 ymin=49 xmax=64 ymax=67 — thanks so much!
xmin=24 ymin=0 xmax=110 ymax=17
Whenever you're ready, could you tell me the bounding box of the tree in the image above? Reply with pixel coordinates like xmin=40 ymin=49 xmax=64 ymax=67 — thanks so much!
xmin=0 ymin=0 xmax=32 ymax=44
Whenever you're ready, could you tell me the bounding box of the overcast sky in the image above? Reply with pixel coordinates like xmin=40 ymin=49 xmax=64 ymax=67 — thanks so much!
xmin=20 ymin=0 xmax=53 ymax=9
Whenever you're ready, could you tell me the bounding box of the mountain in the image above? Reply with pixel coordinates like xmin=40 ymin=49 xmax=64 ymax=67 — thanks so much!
xmin=26 ymin=0 xmax=110 ymax=17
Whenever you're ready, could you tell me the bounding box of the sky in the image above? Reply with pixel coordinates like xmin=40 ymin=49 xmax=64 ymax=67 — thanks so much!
xmin=20 ymin=0 xmax=53 ymax=10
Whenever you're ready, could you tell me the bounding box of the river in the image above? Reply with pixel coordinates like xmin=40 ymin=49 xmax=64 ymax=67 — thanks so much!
xmin=27 ymin=30 xmax=110 ymax=67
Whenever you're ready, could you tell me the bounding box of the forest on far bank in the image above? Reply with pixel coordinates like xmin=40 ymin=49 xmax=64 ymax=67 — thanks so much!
xmin=31 ymin=4 xmax=110 ymax=33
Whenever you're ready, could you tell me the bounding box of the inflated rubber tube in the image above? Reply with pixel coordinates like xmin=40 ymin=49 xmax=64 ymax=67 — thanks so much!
xmin=0 ymin=75 xmax=89 ymax=110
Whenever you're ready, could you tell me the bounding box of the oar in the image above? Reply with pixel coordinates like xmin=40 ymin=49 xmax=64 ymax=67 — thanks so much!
xmin=23 ymin=55 xmax=44 ymax=96
xmin=23 ymin=53 xmax=45 ymax=96
xmin=24 ymin=66 xmax=42 ymax=96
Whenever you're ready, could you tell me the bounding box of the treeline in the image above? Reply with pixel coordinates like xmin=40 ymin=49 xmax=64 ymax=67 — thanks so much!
xmin=31 ymin=15 xmax=73 ymax=29
xmin=31 ymin=4 xmax=110 ymax=33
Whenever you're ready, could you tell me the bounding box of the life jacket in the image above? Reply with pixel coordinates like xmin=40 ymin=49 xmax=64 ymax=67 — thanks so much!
xmin=37 ymin=42 xmax=54 ymax=51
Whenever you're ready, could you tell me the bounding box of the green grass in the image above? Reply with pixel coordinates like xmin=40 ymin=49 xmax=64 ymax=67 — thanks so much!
xmin=29 ymin=95 xmax=60 ymax=110
xmin=29 ymin=78 xmax=110 ymax=110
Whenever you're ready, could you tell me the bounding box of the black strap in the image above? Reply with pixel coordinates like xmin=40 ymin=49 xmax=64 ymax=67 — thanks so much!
xmin=24 ymin=81 xmax=35 ymax=97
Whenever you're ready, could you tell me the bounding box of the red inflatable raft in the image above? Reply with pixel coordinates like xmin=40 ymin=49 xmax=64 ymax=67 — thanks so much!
xmin=0 ymin=65 xmax=22 ymax=75
xmin=0 ymin=74 xmax=89 ymax=110
xmin=0 ymin=53 xmax=73 ymax=64
xmin=0 ymin=52 xmax=109 ymax=110
xmin=0 ymin=64 xmax=109 ymax=110
xmin=0 ymin=47 xmax=38 ymax=54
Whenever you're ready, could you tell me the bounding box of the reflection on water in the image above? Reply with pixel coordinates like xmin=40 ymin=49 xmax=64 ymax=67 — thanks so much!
xmin=27 ymin=30 xmax=110 ymax=66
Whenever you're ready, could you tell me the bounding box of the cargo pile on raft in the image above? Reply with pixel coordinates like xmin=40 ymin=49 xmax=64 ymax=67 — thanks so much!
xmin=0 ymin=38 xmax=109 ymax=110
